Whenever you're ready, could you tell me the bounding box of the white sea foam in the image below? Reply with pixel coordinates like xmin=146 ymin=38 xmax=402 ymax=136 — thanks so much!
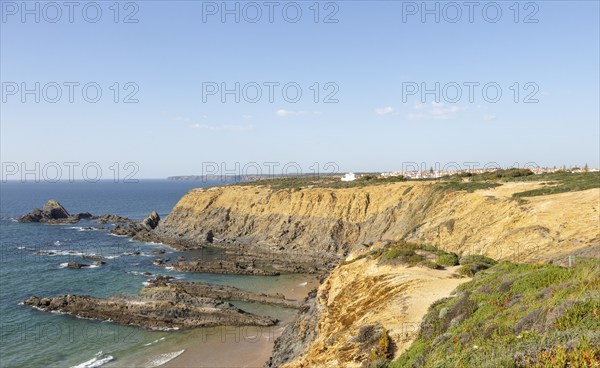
xmin=59 ymin=262 xmax=69 ymax=268
xmin=68 ymin=226 xmax=102 ymax=232
xmin=54 ymin=241 xmax=62 ymax=246
xmin=128 ymin=271 xmax=153 ymax=277
xmin=150 ymin=326 xmax=179 ymax=331
xmin=108 ymin=233 xmax=127 ymax=237
xmin=37 ymin=249 xmax=119 ymax=259
xmin=143 ymin=337 xmax=166 ymax=346
xmin=298 ymin=281 xmax=308 ymax=287
xmin=17 ymin=246 xmax=26 ymax=250
xmin=71 ymin=351 xmax=114 ymax=368
xmin=145 ymin=349 xmax=185 ymax=367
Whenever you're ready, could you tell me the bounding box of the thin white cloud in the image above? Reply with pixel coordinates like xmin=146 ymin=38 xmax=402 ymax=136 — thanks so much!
xmin=483 ymin=114 xmax=497 ymax=121
xmin=405 ymin=102 xmax=465 ymax=121
xmin=172 ymin=116 xmax=192 ymax=122
xmin=173 ymin=115 xmax=207 ymax=122
xmin=375 ymin=106 xmax=394 ymax=115
xmin=190 ymin=124 xmax=253 ymax=132
xmin=242 ymin=114 xmax=253 ymax=119
xmin=275 ymin=109 xmax=320 ymax=118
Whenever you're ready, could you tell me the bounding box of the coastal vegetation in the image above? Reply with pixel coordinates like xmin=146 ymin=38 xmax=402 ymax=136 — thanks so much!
xmin=235 ymin=173 xmax=406 ymax=190
xmin=234 ymin=170 xmax=599 ymax=198
xmin=444 ymin=169 xmax=599 ymax=198
xmin=389 ymin=258 xmax=600 ymax=368
xmin=344 ymin=242 xmax=498 ymax=276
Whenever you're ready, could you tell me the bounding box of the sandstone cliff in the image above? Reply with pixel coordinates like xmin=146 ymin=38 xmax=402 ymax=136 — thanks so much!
xmin=143 ymin=180 xmax=599 ymax=366
xmin=272 ymin=257 xmax=469 ymax=367
xmin=150 ymin=182 xmax=599 ymax=263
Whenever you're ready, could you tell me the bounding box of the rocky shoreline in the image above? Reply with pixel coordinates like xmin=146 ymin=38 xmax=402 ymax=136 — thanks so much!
xmin=23 ymin=276 xmax=303 ymax=330
xmin=267 ymin=289 xmax=319 ymax=367
xmin=135 ymin=231 xmax=339 ymax=276
xmin=160 ymin=258 xmax=281 ymax=276
xmin=17 ymin=199 xmax=337 ymax=364
xmin=18 ymin=200 xmax=161 ymax=238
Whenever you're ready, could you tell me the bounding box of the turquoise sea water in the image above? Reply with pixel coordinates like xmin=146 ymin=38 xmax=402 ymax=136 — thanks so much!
xmin=0 ymin=181 xmax=309 ymax=367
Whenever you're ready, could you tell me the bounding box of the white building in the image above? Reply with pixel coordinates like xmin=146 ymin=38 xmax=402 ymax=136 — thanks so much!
xmin=341 ymin=173 xmax=356 ymax=182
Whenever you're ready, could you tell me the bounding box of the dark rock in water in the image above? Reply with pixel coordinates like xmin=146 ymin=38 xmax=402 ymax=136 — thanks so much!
xmin=42 ymin=199 xmax=70 ymax=219
xmin=150 ymin=249 xmax=166 ymax=255
xmin=142 ymin=211 xmax=160 ymax=231
xmin=19 ymin=200 xmax=68 ymax=223
xmin=163 ymin=258 xmax=280 ymax=276
xmin=142 ymin=277 xmax=300 ymax=309
xmin=96 ymin=214 xmax=136 ymax=224
xmin=18 ymin=208 xmax=45 ymax=223
xmin=67 ymin=262 xmax=88 ymax=269
xmin=110 ymin=224 xmax=137 ymax=237
xmin=35 ymin=251 xmax=57 ymax=256
xmin=19 ymin=200 xmax=93 ymax=224
xmin=73 ymin=213 xmax=93 ymax=221
xmin=82 ymin=254 xmax=104 ymax=260
xmin=108 ymin=211 xmax=160 ymax=237
xmin=22 ymin=278 xmax=281 ymax=329
xmin=81 ymin=226 xmax=105 ymax=231
xmin=123 ymin=251 xmax=142 ymax=256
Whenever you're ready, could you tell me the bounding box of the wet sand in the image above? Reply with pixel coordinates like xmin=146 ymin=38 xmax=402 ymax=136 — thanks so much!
xmin=160 ymin=275 xmax=320 ymax=367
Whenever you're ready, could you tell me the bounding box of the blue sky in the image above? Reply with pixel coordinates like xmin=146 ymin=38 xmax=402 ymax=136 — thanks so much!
xmin=1 ymin=1 xmax=599 ymax=179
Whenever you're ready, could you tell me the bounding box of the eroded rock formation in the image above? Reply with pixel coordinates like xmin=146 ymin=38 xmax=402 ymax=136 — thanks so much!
xmin=18 ymin=200 xmax=92 ymax=224
xmin=143 ymin=183 xmax=599 ymax=263
xmin=22 ymin=276 xmax=292 ymax=329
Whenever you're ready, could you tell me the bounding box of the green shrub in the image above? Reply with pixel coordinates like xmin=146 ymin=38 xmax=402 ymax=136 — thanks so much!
xmin=437 ymin=253 xmax=459 ymax=266
xmin=555 ymin=299 xmax=600 ymax=330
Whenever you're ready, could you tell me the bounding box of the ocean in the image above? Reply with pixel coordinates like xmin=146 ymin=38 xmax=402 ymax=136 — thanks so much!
xmin=0 ymin=180 xmax=312 ymax=367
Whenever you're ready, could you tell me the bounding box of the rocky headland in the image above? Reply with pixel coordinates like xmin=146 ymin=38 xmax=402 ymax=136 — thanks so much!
xmin=17 ymin=175 xmax=600 ymax=367
xmin=137 ymin=181 xmax=599 ymax=263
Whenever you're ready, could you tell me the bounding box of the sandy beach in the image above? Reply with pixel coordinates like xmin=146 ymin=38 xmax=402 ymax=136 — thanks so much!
xmin=160 ymin=276 xmax=321 ymax=367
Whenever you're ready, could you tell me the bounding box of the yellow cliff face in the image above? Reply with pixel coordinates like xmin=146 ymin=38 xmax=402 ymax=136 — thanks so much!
xmin=156 ymin=181 xmax=598 ymax=367
xmin=159 ymin=182 xmax=599 ymax=262
xmin=282 ymin=259 xmax=469 ymax=368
